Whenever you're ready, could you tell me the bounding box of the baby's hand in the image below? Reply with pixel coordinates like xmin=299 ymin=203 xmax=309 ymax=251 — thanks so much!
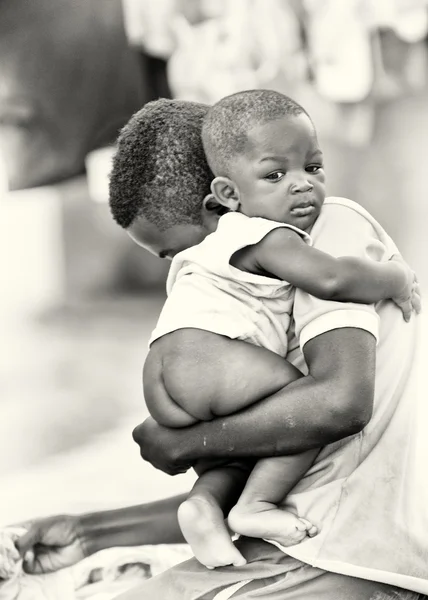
xmin=389 ymin=254 xmax=421 ymax=322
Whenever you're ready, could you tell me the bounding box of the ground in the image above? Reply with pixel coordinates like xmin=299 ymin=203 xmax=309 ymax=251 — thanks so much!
xmin=0 ymin=294 xmax=195 ymax=526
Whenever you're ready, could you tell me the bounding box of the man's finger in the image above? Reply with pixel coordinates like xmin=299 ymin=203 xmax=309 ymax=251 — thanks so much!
xmin=15 ymin=527 xmax=40 ymax=557
xmin=22 ymin=550 xmax=52 ymax=575
xmin=21 ymin=549 xmax=36 ymax=573
xmin=139 ymin=448 xmax=152 ymax=463
xmin=411 ymin=293 xmax=422 ymax=315
xmin=132 ymin=423 xmax=143 ymax=444
xmin=398 ymin=300 xmax=412 ymax=322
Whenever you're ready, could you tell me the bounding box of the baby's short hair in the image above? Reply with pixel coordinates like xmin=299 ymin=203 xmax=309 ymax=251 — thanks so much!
xmin=202 ymin=89 xmax=309 ymax=176
xmin=109 ymin=99 xmax=212 ymax=231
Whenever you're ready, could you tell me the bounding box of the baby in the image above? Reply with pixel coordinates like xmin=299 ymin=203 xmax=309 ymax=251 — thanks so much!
xmin=109 ymin=93 xmax=416 ymax=570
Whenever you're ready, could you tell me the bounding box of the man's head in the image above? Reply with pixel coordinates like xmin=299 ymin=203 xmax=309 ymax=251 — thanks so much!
xmin=109 ymin=99 xmax=218 ymax=260
xmin=202 ymin=90 xmax=326 ymax=231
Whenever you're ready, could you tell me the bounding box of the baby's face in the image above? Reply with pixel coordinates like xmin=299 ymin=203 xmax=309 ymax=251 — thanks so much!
xmin=231 ymin=113 xmax=325 ymax=231
xmin=127 ymin=216 xmax=207 ymax=260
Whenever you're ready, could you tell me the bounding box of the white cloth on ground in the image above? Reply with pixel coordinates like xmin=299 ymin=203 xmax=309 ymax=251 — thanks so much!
xmin=0 ymin=528 xmax=192 ymax=600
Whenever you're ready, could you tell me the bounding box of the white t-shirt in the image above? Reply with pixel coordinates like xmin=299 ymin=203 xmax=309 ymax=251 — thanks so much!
xmin=277 ymin=197 xmax=427 ymax=594
xmin=149 ymin=212 xmax=311 ymax=357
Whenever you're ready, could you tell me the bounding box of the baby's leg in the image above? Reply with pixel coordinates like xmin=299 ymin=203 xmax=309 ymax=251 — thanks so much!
xmin=145 ymin=330 xmax=306 ymax=567
xmin=228 ymin=452 xmax=319 ymax=547
xmin=178 ymin=461 xmax=253 ymax=569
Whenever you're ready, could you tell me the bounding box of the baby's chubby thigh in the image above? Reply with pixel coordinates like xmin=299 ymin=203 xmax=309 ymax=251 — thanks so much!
xmin=144 ymin=329 xmax=301 ymax=427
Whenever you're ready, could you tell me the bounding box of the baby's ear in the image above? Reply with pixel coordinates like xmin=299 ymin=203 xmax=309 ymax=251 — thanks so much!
xmin=201 ymin=193 xmax=229 ymax=230
xmin=210 ymin=177 xmax=240 ymax=211
xmin=203 ymin=193 xmax=222 ymax=212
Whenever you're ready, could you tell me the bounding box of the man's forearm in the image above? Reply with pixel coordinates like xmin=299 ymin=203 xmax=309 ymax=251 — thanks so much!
xmin=79 ymin=494 xmax=188 ymax=556
xmin=174 ymin=376 xmax=341 ymax=462
xmin=172 ymin=329 xmax=375 ymax=463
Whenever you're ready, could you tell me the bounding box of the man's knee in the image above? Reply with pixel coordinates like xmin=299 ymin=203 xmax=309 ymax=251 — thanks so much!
xmin=370 ymin=592 xmax=427 ymax=600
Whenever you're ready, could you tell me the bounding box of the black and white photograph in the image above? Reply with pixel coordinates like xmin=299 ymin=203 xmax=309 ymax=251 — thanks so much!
xmin=1 ymin=1 xmax=427 ymax=598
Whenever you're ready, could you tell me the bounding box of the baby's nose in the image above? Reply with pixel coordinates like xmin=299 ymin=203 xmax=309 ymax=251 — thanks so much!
xmin=290 ymin=178 xmax=313 ymax=194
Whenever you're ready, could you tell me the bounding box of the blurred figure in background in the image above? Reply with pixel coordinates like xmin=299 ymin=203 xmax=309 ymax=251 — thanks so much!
xmin=0 ymin=0 xmax=145 ymax=191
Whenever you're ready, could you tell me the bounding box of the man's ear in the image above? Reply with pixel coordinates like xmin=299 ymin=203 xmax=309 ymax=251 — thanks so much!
xmin=210 ymin=177 xmax=240 ymax=211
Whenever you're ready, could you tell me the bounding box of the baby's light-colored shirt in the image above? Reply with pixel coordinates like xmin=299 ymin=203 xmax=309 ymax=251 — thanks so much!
xmin=149 ymin=211 xmax=311 ymax=355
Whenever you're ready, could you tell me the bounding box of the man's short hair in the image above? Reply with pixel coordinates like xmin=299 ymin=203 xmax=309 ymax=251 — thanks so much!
xmin=109 ymin=99 xmax=212 ymax=230
xmin=202 ymin=89 xmax=309 ymax=176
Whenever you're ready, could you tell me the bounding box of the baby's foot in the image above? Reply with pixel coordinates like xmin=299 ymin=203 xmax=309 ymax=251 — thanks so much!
xmin=178 ymin=496 xmax=246 ymax=569
xmin=273 ymin=515 xmax=318 ymax=547
xmin=228 ymin=503 xmax=317 ymax=547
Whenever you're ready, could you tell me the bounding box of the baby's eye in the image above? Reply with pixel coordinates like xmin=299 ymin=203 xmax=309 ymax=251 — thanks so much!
xmin=306 ymin=164 xmax=323 ymax=173
xmin=264 ymin=171 xmax=285 ymax=182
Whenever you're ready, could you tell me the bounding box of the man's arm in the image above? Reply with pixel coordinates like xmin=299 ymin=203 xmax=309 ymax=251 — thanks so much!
xmin=17 ymin=466 xmax=254 ymax=572
xmin=16 ymin=495 xmax=189 ymax=574
xmin=79 ymin=495 xmax=187 ymax=554
xmin=133 ymin=326 xmax=376 ymax=470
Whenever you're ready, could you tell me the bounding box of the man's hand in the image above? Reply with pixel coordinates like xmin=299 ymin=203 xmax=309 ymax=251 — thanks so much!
xmin=390 ymin=254 xmax=422 ymax=322
xmin=132 ymin=417 xmax=194 ymax=475
xmin=15 ymin=515 xmax=86 ymax=574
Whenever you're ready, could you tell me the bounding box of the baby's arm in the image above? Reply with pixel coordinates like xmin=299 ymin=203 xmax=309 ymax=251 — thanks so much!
xmin=247 ymin=228 xmax=417 ymax=318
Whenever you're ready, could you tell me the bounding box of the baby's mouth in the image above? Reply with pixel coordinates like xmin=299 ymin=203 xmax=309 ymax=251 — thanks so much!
xmin=290 ymin=202 xmax=316 ymax=217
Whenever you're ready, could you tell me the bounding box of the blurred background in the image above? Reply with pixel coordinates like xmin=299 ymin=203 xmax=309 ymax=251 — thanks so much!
xmin=1 ymin=0 xmax=427 ymax=525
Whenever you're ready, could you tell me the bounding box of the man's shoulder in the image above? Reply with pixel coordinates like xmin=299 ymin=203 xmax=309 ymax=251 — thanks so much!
xmin=313 ymin=197 xmax=398 ymax=257
xmin=323 ymin=197 xmax=375 ymax=222
xmin=318 ymin=197 xmax=383 ymax=234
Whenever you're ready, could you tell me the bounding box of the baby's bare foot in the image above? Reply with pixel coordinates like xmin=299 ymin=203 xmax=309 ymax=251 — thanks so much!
xmin=228 ymin=502 xmax=318 ymax=547
xmin=178 ymin=496 xmax=246 ymax=569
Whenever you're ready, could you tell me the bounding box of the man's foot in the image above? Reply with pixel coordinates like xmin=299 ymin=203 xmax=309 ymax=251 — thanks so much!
xmin=228 ymin=502 xmax=318 ymax=547
xmin=177 ymin=496 xmax=247 ymax=569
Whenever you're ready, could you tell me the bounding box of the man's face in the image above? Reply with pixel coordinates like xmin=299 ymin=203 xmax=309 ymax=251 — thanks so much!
xmin=231 ymin=113 xmax=326 ymax=232
xmin=127 ymin=216 xmax=208 ymax=261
